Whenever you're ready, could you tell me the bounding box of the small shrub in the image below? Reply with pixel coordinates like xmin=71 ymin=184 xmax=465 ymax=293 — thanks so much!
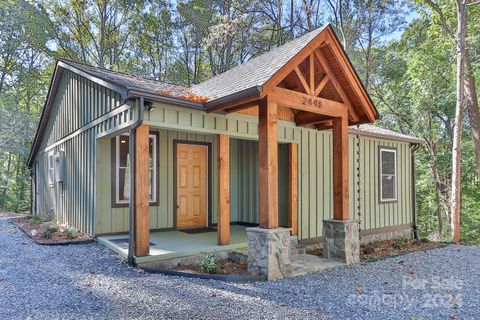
xmin=42 ymin=229 xmax=53 ymax=239
xmin=393 ymin=237 xmax=408 ymax=250
xmin=47 ymin=222 xmax=59 ymax=233
xmin=362 ymin=243 xmax=375 ymax=254
xmin=30 ymin=215 xmax=42 ymax=225
xmin=64 ymin=228 xmax=77 ymax=239
xmin=199 ymin=252 xmax=219 ymax=274
xmin=419 ymin=237 xmax=430 ymax=243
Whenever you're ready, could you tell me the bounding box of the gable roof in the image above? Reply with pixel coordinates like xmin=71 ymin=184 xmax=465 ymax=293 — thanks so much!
xmin=59 ymin=59 xmax=199 ymax=101
xmin=191 ymin=26 xmax=327 ymax=101
xmin=29 ymin=24 xmax=385 ymax=167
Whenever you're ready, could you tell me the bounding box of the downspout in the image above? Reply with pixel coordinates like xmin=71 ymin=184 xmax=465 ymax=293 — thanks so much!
xmin=127 ymin=97 xmax=145 ymax=265
xmin=410 ymin=143 xmax=420 ymax=240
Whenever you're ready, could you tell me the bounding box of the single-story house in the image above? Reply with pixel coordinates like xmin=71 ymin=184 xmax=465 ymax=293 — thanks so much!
xmin=27 ymin=24 xmax=422 ymax=279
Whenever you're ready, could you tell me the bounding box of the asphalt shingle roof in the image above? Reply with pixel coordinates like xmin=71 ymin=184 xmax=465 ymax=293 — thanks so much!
xmin=60 ymin=59 xmax=196 ymax=100
xmin=351 ymin=124 xmax=423 ymax=144
xmin=191 ymin=25 xmax=328 ymax=100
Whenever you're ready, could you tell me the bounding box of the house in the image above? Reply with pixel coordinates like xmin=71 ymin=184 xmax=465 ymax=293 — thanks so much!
xmin=27 ymin=25 xmax=422 ymax=279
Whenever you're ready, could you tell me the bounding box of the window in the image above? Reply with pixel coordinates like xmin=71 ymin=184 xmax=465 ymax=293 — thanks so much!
xmin=379 ymin=147 xmax=397 ymax=202
xmin=48 ymin=151 xmax=55 ymax=186
xmin=114 ymin=133 xmax=157 ymax=206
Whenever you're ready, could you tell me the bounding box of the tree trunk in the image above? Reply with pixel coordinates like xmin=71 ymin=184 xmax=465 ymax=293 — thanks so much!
xmin=450 ymin=0 xmax=467 ymax=244
xmin=0 ymin=153 xmax=12 ymax=210
xmin=464 ymin=50 xmax=480 ymax=176
xmin=430 ymin=143 xmax=443 ymax=235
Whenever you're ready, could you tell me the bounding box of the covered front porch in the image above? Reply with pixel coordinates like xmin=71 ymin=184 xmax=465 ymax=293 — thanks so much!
xmin=98 ymin=225 xmax=252 ymax=265
xmin=118 ymin=26 xmax=377 ymax=279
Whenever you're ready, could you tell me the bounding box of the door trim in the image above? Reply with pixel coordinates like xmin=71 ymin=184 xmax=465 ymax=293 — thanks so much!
xmin=173 ymin=140 xmax=212 ymax=228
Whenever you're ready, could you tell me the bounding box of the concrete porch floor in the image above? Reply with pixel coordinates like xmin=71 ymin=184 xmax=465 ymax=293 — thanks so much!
xmin=98 ymin=225 xmax=345 ymax=277
xmin=97 ymin=225 xmax=251 ymax=265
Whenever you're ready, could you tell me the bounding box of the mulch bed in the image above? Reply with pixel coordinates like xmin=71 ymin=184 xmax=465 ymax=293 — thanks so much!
xmin=307 ymin=239 xmax=446 ymax=261
xmin=360 ymin=239 xmax=446 ymax=261
xmin=11 ymin=218 xmax=93 ymax=245
xmin=173 ymin=259 xmax=251 ymax=276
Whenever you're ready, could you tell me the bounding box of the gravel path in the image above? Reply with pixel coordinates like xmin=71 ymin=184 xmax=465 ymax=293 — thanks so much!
xmin=1 ymin=218 xmax=479 ymax=320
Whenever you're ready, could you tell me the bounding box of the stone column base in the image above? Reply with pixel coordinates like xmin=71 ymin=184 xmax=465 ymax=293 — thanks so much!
xmin=323 ymin=220 xmax=360 ymax=264
xmin=246 ymin=227 xmax=292 ymax=280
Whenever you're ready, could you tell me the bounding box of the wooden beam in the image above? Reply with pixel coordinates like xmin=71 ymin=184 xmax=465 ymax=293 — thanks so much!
xmin=206 ymin=93 xmax=264 ymax=113
xmin=314 ymin=75 xmax=329 ymax=97
xmin=294 ymin=67 xmax=310 ymax=94
xmin=317 ymin=120 xmax=333 ymax=130
xmin=135 ymin=124 xmax=150 ymax=257
xmin=224 ymin=99 xmax=259 ymax=113
xmin=258 ymin=98 xmax=278 ymax=228
xmin=314 ymin=50 xmax=360 ymax=122
xmin=288 ymin=143 xmax=298 ymax=235
xmin=309 ymin=54 xmax=315 ymax=94
xmin=322 ymin=31 xmax=377 ymax=122
xmin=263 ymin=32 xmax=326 ymax=93
xmin=269 ymin=86 xmax=347 ymax=118
xmin=217 ymin=134 xmax=230 ymax=245
xmin=294 ymin=112 xmax=330 ymax=126
xmin=332 ymin=116 xmax=349 ymax=220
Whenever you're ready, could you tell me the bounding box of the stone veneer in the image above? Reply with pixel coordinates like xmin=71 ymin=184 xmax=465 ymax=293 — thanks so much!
xmin=360 ymin=227 xmax=413 ymax=244
xmin=246 ymin=227 xmax=292 ymax=280
xmin=322 ymin=219 xmax=360 ymax=264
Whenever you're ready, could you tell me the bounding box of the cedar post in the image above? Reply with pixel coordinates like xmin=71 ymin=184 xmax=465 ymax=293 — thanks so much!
xmin=135 ymin=124 xmax=150 ymax=256
xmin=217 ymin=134 xmax=230 ymax=245
xmin=258 ymin=97 xmax=279 ymax=228
xmin=288 ymin=143 xmax=298 ymax=235
xmin=332 ymin=115 xmax=349 ymax=220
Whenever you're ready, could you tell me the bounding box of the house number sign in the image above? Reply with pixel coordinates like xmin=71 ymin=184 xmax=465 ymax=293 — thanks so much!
xmin=302 ymin=96 xmax=323 ymax=108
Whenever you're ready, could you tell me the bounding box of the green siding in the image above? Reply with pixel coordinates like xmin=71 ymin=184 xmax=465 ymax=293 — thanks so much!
xmin=96 ymin=102 xmax=414 ymax=238
xmin=33 ymin=69 xmax=128 ymax=234
xmin=34 ymin=71 xmax=414 ymax=239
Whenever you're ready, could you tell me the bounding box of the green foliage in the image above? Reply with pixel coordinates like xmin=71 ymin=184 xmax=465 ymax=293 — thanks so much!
xmin=199 ymin=252 xmax=219 ymax=274
xmin=47 ymin=221 xmax=59 ymax=233
xmin=30 ymin=215 xmax=42 ymax=225
xmin=41 ymin=228 xmax=52 ymax=239
xmin=393 ymin=237 xmax=409 ymax=250
xmin=64 ymin=228 xmax=77 ymax=239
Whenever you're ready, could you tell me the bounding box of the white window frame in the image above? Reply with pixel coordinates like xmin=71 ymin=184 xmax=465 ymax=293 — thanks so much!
xmin=379 ymin=147 xmax=397 ymax=202
xmin=115 ymin=133 xmax=157 ymax=205
xmin=48 ymin=151 xmax=55 ymax=186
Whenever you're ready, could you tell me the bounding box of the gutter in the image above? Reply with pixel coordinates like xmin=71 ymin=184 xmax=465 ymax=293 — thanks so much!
xmin=127 ymin=97 xmax=145 ymax=265
xmin=410 ymin=143 xmax=421 ymax=240
xmin=128 ymin=90 xmax=205 ymax=110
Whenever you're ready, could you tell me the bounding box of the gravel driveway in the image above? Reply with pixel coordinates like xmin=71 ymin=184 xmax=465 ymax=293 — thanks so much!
xmin=1 ymin=218 xmax=479 ymax=320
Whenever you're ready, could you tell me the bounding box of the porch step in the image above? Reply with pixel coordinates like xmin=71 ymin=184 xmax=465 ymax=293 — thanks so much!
xmin=290 ymin=238 xmax=306 ymax=256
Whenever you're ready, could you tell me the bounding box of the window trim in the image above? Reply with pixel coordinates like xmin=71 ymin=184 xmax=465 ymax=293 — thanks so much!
xmin=378 ymin=146 xmax=397 ymax=203
xmin=48 ymin=151 xmax=55 ymax=186
xmin=111 ymin=132 xmax=159 ymax=207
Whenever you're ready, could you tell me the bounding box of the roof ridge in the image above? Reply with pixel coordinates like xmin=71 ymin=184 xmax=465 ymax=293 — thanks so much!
xmin=192 ymin=25 xmax=328 ymax=96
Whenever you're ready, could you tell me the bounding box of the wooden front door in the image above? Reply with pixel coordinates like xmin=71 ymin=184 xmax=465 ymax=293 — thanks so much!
xmin=176 ymin=143 xmax=208 ymax=228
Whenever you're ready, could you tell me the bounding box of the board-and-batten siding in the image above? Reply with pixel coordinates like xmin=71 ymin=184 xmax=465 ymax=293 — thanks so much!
xmin=95 ymin=102 xmax=413 ymax=239
xmin=34 ymin=69 xmax=131 ymax=234
xmin=96 ymin=130 xmax=219 ymax=234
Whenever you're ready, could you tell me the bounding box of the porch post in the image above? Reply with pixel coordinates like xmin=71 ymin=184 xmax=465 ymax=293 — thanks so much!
xmin=217 ymin=134 xmax=230 ymax=245
xmin=247 ymin=97 xmax=292 ymax=280
xmin=332 ymin=115 xmax=349 ymax=220
xmin=135 ymin=124 xmax=150 ymax=257
xmin=323 ymin=114 xmax=360 ymax=264
xmin=288 ymin=143 xmax=298 ymax=235
xmin=258 ymin=97 xmax=278 ymax=228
